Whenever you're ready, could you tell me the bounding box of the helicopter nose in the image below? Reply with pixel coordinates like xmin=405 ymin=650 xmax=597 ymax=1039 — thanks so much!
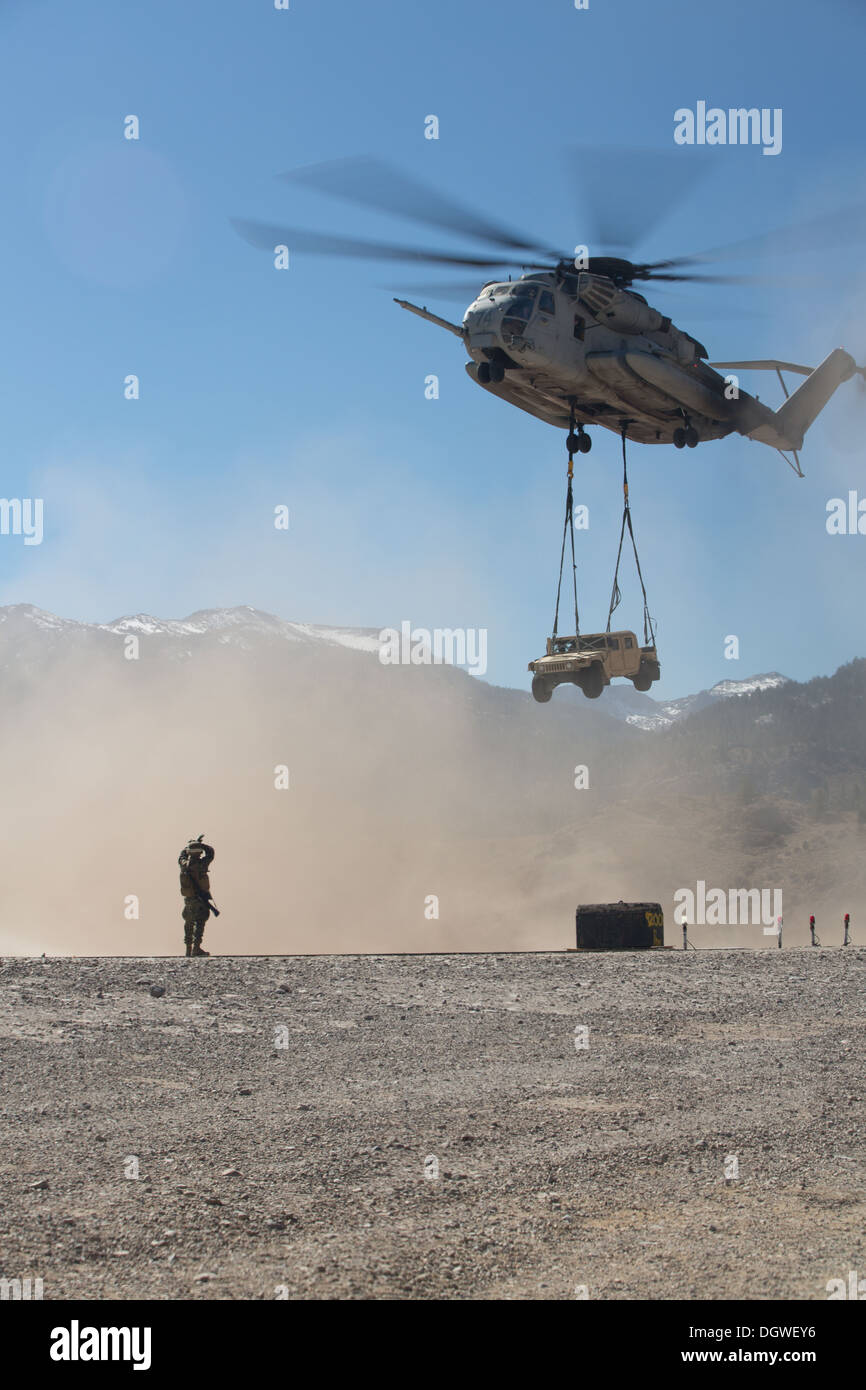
xmin=464 ymin=300 xmax=504 ymax=349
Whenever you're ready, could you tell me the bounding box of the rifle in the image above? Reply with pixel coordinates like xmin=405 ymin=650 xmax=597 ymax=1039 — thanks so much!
xmin=198 ymin=890 xmax=220 ymax=918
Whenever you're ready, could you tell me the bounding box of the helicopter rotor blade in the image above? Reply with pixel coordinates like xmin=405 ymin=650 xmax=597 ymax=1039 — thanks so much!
xmin=282 ymin=156 xmax=558 ymax=259
xmin=232 ymin=219 xmax=536 ymax=268
xmin=381 ymin=278 xmax=496 ymax=302
xmin=648 ymin=287 xmax=767 ymax=320
xmin=569 ymin=146 xmax=714 ymax=254
xmin=635 ymin=269 xmax=803 ymax=285
xmin=669 ymin=201 xmax=866 ymax=267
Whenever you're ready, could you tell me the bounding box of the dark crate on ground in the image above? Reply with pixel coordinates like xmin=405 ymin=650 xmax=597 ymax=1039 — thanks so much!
xmin=575 ymin=901 xmax=664 ymax=950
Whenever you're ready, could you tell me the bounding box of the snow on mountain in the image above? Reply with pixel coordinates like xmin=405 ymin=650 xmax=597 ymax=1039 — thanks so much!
xmin=284 ymin=621 xmax=382 ymax=654
xmin=0 ymin=604 xmax=790 ymax=723
xmin=623 ymin=709 xmax=679 ymax=732
xmin=617 ymin=672 xmax=791 ymax=731
xmin=101 ymin=608 xmax=384 ymax=653
xmin=0 ymin=604 xmax=384 ymax=655
xmin=709 ymin=674 xmax=790 ymax=698
xmin=0 ymin=604 xmax=84 ymax=633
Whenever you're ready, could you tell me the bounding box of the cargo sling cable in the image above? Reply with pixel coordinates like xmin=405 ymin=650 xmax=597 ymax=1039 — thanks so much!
xmin=606 ymin=425 xmax=656 ymax=647
xmin=552 ymin=419 xmax=656 ymax=648
xmin=552 ymin=408 xmax=581 ymax=643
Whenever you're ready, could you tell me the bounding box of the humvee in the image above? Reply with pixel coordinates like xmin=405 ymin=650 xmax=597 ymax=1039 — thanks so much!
xmin=528 ymin=630 xmax=660 ymax=702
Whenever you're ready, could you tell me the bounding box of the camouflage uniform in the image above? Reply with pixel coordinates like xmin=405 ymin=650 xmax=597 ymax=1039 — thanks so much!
xmin=179 ymin=839 xmax=215 ymax=957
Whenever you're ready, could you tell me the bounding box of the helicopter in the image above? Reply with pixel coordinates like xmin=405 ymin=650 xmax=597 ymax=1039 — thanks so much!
xmin=233 ymin=154 xmax=866 ymax=476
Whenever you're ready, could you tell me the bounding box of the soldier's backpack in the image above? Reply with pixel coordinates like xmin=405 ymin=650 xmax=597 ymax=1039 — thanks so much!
xmin=178 ymin=841 xmax=213 ymax=898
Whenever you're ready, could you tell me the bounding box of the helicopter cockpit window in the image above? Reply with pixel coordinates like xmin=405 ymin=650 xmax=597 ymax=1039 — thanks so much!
xmin=502 ymin=290 xmax=538 ymax=336
xmin=502 ymin=284 xmax=544 ymax=336
xmin=538 ymin=290 xmax=556 ymax=315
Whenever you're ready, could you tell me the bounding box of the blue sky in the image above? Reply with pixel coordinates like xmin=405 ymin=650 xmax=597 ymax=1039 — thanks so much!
xmin=1 ymin=0 xmax=865 ymax=697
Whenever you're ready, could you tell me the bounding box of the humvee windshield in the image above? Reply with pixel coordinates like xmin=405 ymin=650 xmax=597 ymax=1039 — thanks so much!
xmin=550 ymin=634 xmax=608 ymax=655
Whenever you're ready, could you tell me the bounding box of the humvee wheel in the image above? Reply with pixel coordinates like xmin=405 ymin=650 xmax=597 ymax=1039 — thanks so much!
xmin=477 ymin=362 xmax=491 ymax=384
xmin=634 ymin=660 xmax=660 ymax=691
xmin=489 ymin=362 xmax=505 ymax=383
xmin=673 ymin=427 xmax=687 ymax=449
xmin=531 ymin=676 xmax=553 ymax=703
xmin=580 ymin=664 xmax=604 ymax=699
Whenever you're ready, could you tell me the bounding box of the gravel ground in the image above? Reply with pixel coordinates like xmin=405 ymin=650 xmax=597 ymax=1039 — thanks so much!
xmin=0 ymin=950 xmax=863 ymax=1301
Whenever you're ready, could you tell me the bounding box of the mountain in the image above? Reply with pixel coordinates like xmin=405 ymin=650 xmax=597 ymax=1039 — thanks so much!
xmin=0 ymin=604 xmax=788 ymax=721
xmin=601 ymin=671 xmax=791 ymax=730
xmin=0 ymin=605 xmax=862 ymax=956
xmin=0 ymin=602 xmax=385 ymax=653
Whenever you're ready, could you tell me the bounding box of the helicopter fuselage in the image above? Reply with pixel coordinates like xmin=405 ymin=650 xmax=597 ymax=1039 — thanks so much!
xmin=396 ymin=269 xmax=859 ymax=462
xmin=461 ymin=271 xmax=741 ymax=446
xmin=237 ymin=153 xmax=863 ymax=462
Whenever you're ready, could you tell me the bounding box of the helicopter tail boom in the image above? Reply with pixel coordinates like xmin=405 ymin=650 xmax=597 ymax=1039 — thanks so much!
xmin=730 ymin=348 xmax=858 ymax=451
xmin=771 ymin=348 xmax=858 ymax=449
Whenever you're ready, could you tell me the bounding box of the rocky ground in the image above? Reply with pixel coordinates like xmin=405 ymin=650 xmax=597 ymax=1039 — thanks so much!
xmin=0 ymin=950 xmax=862 ymax=1301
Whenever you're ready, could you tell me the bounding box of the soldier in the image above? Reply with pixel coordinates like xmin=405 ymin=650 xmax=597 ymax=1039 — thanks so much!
xmin=178 ymin=836 xmax=217 ymax=957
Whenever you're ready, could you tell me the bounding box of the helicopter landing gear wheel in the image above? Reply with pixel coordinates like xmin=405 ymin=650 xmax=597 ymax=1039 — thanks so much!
xmin=489 ymin=362 xmax=505 ymax=383
xmin=685 ymin=426 xmax=699 ymax=448
xmin=477 ymin=362 xmax=491 ymax=384
xmin=566 ymin=428 xmax=592 ymax=455
xmin=673 ymin=427 xmax=687 ymax=449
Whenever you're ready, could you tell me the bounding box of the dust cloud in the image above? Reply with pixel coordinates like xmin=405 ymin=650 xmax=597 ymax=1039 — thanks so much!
xmin=1 ymin=612 xmax=861 ymax=958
